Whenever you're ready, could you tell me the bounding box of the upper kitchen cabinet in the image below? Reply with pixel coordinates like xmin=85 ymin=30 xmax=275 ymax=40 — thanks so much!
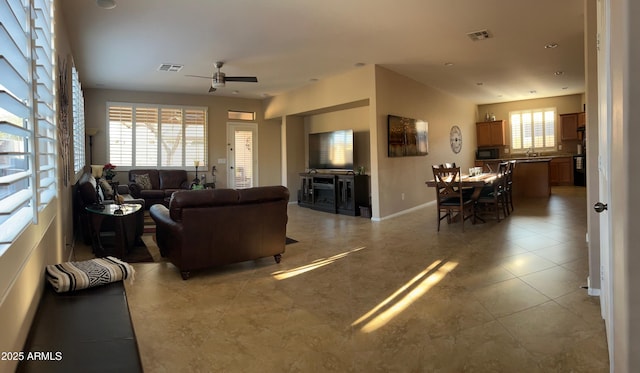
xmin=560 ymin=112 xmax=585 ymax=141
xmin=476 ymin=120 xmax=506 ymax=147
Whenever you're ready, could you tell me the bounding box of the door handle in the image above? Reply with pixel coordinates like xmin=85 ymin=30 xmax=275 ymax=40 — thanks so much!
xmin=594 ymin=202 xmax=608 ymax=213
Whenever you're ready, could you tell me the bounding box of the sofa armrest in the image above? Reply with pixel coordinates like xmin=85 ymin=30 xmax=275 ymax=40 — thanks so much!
xmin=149 ymin=204 xmax=182 ymax=258
xmin=117 ymin=184 xmax=131 ymax=195
xmin=128 ymin=183 xmax=142 ymax=198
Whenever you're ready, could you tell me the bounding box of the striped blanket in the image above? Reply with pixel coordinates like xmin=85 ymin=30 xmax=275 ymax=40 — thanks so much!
xmin=46 ymin=256 xmax=135 ymax=293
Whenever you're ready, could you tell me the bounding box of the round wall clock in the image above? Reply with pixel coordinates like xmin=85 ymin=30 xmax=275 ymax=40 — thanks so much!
xmin=450 ymin=125 xmax=462 ymax=154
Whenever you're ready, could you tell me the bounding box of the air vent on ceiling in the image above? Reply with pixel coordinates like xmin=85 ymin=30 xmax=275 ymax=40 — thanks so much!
xmin=157 ymin=63 xmax=184 ymax=72
xmin=467 ymin=29 xmax=492 ymax=41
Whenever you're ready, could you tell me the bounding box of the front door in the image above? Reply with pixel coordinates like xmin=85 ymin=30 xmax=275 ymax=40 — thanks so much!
xmin=227 ymin=123 xmax=258 ymax=189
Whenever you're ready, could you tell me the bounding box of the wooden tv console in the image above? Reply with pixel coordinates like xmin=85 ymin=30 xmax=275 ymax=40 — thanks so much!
xmin=298 ymin=172 xmax=369 ymax=216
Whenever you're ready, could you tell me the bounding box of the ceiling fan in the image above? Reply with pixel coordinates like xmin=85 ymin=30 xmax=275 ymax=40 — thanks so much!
xmin=186 ymin=61 xmax=258 ymax=92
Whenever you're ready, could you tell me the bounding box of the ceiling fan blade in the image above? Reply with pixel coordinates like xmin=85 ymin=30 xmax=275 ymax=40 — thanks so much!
xmin=208 ymin=86 xmax=216 ymax=93
xmin=225 ymin=76 xmax=258 ymax=83
xmin=185 ymin=74 xmax=212 ymax=79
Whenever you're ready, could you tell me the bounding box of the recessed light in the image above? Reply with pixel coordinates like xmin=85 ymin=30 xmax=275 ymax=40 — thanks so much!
xmin=444 ymin=62 xmax=454 ymax=67
xmin=476 ymin=82 xmax=484 ymax=86
xmin=310 ymin=78 xmax=319 ymax=82
xmin=96 ymin=0 xmax=116 ymax=9
xmin=554 ymin=71 xmax=564 ymax=76
xmin=354 ymin=62 xmax=366 ymax=67
xmin=530 ymin=90 xmax=537 ymax=94
xmin=562 ymin=86 xmax=569 ymax=90
xmin=545 ymin=43 xmax=558 ymax=49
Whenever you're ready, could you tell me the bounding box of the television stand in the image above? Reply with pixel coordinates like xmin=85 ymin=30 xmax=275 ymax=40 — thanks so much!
xmin=298 ymin=172 xmax=369 ymax=216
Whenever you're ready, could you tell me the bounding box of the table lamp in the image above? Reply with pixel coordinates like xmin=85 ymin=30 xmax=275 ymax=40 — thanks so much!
xmin=90 ymin=164 xmax=104 ymax=208
xmin=193 ymin=160 xmax=201 ymax=184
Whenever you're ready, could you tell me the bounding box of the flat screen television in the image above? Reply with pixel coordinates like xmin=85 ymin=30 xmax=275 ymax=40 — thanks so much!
xmin=308 ymin=129 xmax=354 ymax=170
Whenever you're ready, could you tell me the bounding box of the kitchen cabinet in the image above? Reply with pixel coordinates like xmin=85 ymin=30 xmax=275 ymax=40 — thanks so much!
xmin=560 ymin=113 xmax=584 ymax=141
xmin=476 ymin=120 xmax=505 ymax=147
xmin=549 ymin=157 xmax=573 ymax=186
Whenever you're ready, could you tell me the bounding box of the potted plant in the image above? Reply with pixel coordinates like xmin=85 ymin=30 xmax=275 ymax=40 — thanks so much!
xmin=103 ymin=163 xmax=117 ymax=181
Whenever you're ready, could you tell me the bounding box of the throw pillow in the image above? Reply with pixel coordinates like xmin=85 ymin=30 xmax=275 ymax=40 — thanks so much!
xmin=134 ymin=174 xmax=152 ymax=190
xmin=99 ymin=179 xmax=114 ymax=200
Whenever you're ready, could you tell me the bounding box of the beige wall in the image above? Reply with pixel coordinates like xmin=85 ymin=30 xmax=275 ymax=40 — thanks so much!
xmin=84 ymin=89 xmax=281 ymax=189
xmin=374 ymin=66 xmax=477 ymax=217
xmin=304 ymin=105 xmax=371 ymax=173
xmin=263 ymin=64 xmax=478 ymax=219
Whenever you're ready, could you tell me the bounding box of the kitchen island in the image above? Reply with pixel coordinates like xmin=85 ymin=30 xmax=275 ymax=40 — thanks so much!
xmin=476 ymin=158 xmax=552 ymax=198
xmin=512 ymin=158 xmax=551 ymax=198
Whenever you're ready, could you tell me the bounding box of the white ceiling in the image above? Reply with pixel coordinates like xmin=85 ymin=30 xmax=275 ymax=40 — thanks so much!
xmin=60 ymin=0 xmax=586 ymax=105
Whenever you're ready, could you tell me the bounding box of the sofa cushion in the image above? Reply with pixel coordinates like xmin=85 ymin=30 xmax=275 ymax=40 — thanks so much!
xmin=138 ymin=189 xmax=166 ymax=199
xmin=159 ymin=170 xmax=188 ymax=190
xmin=78 ymin=174 xmax=99 ymax=205
xmin=169 ymin=189 xmax=239 ymax=221
xmin=129 ymin=169 xmax=160 ymax=189
xmin=99 ymin=179 xmax=114 ymax=199
xmin=134 ymin=174 xmax=152 ymax=190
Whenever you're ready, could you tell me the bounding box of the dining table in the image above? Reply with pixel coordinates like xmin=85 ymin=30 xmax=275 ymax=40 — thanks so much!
xmin=425 ymin=172 xmax=498 ymax=223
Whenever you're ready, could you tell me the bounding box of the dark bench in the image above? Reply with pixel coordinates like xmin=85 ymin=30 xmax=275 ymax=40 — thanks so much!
xmin=17 ymin=282 xmax=142 ymax=372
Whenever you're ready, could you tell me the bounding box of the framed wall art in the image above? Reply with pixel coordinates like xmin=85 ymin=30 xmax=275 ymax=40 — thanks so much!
xmin=387 ymin=115 xmax=428 ymax=157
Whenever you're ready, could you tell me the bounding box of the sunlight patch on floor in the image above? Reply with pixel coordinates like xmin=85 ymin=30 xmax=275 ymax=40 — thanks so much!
xmin=271 ymin=247 xmax=365 ymax=280
xmin=352 ymin=260 xmax=458 ymax=333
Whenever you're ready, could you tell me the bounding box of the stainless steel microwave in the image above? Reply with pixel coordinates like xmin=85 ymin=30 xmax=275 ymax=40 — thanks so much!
xmin=476 ymin=148 xmax=500 ymax=160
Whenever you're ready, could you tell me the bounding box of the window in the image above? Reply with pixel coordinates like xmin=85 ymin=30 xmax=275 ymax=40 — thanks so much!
xmin=107 ymin=103 xmax=207 ymax=168
xmin=0 ymin=0 xmax=56 ymax=255
xmin=72 ymin=66 xmax=86 ymax=174
xmin=510 ymin=108 xmax=556 ymax=152
xmin=228 ymin=110 xmax=255 ymax=121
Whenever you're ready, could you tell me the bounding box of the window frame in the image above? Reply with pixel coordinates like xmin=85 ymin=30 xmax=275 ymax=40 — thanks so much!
xmin=509 ymin=108 xmax=557 ymax=154
xmin=71 ymin=66 xmax=85 ymax=175
xmin=0 ymin=0 xmax=56 ymax=256
xmin=106 ymin=102 xmax=208 ymax=169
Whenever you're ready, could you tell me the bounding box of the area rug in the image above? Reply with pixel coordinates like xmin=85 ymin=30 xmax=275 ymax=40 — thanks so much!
xmin=285 ymin=237 xmax=298 ymax=245
xmin=141 ymin=234 xmax=164 ymax=262
xmin=98 ymin=233 xmax=154 ymax=263
xmin=143 ymin=212 xmax=155 ymax=234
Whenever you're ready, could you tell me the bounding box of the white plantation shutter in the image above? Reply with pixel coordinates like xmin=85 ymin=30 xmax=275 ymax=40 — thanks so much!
xmin=234 ymin=130 xmax=253 ymax=188
xmin=0 ymin=0 xmax=55 ymax=255
xmin=134 ymin=107 xmax=158 ymax=167
xmin=72 ymin=66 xmax=85 ymax=173
xmin=185 ymin=109 xmax=206 ymax=166
xmin=107 ymin=103 xmax=206 ymax=168
xmin=160 ymin=108 xmax=183 ymax=167
xmin=108 ymin=105 xmax=133 ymax=166
xmin=510 ymin=108 xmax=556 ymax=152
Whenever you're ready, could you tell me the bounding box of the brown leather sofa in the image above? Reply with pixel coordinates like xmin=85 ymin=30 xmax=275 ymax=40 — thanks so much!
xmin=149 ymin=186 xmax=290 ymax=279
xmin=128 ymin=169 xmax=190 ymax=208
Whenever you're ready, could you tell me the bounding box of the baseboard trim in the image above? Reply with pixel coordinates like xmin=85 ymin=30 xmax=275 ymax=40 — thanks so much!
xmin=372 ymin=200 xmax=435 ymax=222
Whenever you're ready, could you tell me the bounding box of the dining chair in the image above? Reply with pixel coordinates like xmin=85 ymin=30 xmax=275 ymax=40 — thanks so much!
xmin=476 ymin=161 xmax=509 ymax=221
xmin=505 ymin=160 xmax=516 ymax=213
xmin=432 ymin=166 xmax=474 ymax=232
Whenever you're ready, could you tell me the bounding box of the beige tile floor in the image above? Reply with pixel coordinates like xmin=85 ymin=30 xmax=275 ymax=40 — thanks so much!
xmin=80 ymin=186 xmax=610 ymax=372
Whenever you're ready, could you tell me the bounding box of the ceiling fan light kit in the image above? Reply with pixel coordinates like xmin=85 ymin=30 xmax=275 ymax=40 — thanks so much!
xmin=96 ymin=0 xmax=117 ymax=9
xmin=186 ymin=61 xmax=258 ymax=93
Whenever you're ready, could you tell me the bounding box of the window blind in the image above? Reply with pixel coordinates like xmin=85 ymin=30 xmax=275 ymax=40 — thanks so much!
xmin=107 ymin=103 xmax=207 ymax=168
xmin=510 ymin=108 xmax=556 ymax=152
xmin=72 ymin=66 xmax=85 ymax=174
xmin=0 ymin=0 xmax=55 ymax=255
